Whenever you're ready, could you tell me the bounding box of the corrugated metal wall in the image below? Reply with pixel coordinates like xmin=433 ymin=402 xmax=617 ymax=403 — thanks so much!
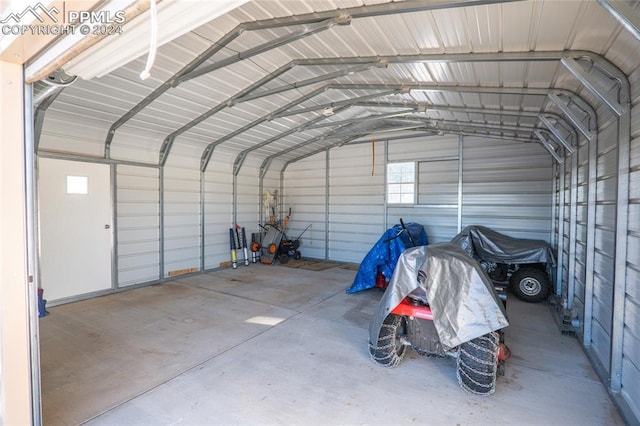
xmin=282 ymin=153 xmax=327 ymax=260
xmin=461 ymin=137 xmax=552 ymax=241
xmin=328 ymin=143 xmax=385 ymax=263
xmin=162 ymin=145 xmax=202 ymax=277
xmin=388 ymin=135 xmax=459 ymax=243
xmin=203 ymin=153 xmax=233 ymax=270
xmin=622 ymin=66 xmax=640 ymax=421
xmin=116 ymin=165 xmax=160 ymax=287
xmin=284 ymin=134 xmax=552 ymax=264
xmin=590 ymin=114 xmax=618 ymax=374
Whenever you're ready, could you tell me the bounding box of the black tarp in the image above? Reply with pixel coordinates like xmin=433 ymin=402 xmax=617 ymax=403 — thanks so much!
xmin=450 ymin=225 xmax=555 ymax=266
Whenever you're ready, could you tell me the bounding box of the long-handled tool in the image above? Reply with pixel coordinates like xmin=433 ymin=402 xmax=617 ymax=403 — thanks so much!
xmin=241 ymin=227 xmax=249 ymax=266
xmin=229 ymin=228 xmax=237 ymax=269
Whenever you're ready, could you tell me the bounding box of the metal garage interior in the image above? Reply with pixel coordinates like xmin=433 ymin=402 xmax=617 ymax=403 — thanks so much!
xmin=2 ymin=0 xmax=639 ymax=424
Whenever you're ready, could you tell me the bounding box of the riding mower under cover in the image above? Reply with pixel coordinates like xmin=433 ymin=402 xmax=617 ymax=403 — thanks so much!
xmin=451 ymin=225 xmax=555 ymax=303
xmin=369 ymin=243 xmax=510 ymax=395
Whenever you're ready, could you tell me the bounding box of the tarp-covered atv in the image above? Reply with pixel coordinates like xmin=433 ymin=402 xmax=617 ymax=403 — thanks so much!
xmin=451 ymin=226 xmax=555 ymax=303
xmin=369 ymin=243 xmax=509 ymax=395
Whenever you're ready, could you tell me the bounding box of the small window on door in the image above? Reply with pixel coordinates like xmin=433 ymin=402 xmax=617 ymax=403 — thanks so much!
xmin=66 ymin=175 xmax=88 ymax=194
xmin=387 ymin=162 xmax=415 ymax=204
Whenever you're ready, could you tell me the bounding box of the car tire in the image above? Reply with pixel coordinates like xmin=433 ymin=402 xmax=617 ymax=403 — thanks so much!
xmin=510 ymin=266 xmax=551 ymax=303
xmin=369 ymin=314 xmax=407 ymax=367
xmin=457 ymin=332 xmax=500 ymax=395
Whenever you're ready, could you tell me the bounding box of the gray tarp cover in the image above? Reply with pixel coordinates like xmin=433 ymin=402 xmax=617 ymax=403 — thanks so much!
xmin=451 ymin=225 xmax=555 ymax=266
xmin=369 ymin=243 xmax=509 ymax=350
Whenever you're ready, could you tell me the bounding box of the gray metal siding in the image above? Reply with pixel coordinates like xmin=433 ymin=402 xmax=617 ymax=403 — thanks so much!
xmin=621 ymin=66 xmax=640 ymax=421
xmin=387 ymin=134 xmax=459 ymax=244
xmin=116 ymin=165 xmax=160 ymax=286
xmin=328 ymin=144 xmax=385 ymax=263
xmin=283 ymin=153 xmax=327 ymax=260
xmin=284 ymin=134 xmax=552 ymax=262
xmin=590 ymin=118 xmax=618 ymax=373
xmin=462 ymin=137 xmax=553 ymax=242
xmin=163 ymin=147 xmax=202 ymax=276
xmin=204 ymin=153 xmax=233 ymax=270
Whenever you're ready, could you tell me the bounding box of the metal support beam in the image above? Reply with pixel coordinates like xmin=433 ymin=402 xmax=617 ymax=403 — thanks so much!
xmin=34 ymin=88 xmax=64 ymax=150
xmin=234 ymin=62 xmax=382 ymax=103
xmin=539 ymin=114 xmax=575 ymax=154
xmin=177 ymin=17 xmax=351 ymax=83
xmin=567 ymin=140 xmax=579 ymax=310
xmin=556 ymin=157 xmax=566 ymax=296
xmin=273 ymin=89 xmax=400 ymax=118
xmin=598 ymin=0 xmax=640 ymax=42
xmin=200 ymin=86 xmax=332 ymax=172
xmin=548 ymin=93 xmax=595 ymax=140
xmin=160 ymin=62 xmax=297 ymax=166
xmin=200 ymin=170 xmax=205 ymax=273
xmin=233 ymin=105 xmax=352 ymax=176
xmin=103 ymin=30 xmax=244 ymax=158
xmin=535 ymin=130 xmax=564 ymax=163
xmin=560 ymin=57 xmax=625 ymax=116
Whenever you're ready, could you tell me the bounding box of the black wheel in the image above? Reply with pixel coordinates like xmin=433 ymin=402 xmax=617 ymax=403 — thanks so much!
xmin=294 ymin=250 xmax=301 ymax=260
xmin=457 ymin=332 xmax=500 ymax=395
xmin=369 ymin=314 xmax=407 ymax=367
xmin=279 ymin=253 xmax=289 ymax=264
xmin=510 ymin=266 xmax=551 ymax=303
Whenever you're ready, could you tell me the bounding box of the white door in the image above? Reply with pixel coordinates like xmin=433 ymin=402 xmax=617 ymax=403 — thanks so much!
xmin=38 ymin=158 xmax=112 ymax=302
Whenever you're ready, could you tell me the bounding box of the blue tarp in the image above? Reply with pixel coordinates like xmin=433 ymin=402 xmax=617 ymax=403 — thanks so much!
xmin=346 ymin=222 xmax=428 ymax=293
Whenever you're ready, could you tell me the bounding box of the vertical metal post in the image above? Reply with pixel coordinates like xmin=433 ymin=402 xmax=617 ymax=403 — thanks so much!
xmin=551 ymin=161 xmax=558 ymax=250
xmin=111 ymin=163 xmax=118 ymax=289
xmin=280 ymin=170 xmax=285 ymax=226
xmin=610 ymin=105 xmax=631 ymax=392
xmin=232 ymin=171 xmax=237 ymax=228
xmin=159 ymin=167 xmax=165 ymax=279
xmin=383 ymin=140 xmax=389 ymax=230
xmin=200 ymin=170 xmax=205 ymax=272
xmin=567 ymin=148 xmax=579 ymax=310
xmin=555 ymin=157 xmax=566 ymax=297
xmin=23 ymin=81 xmax=42 ymax=426
xmin=583 ymin=132 xmax=598 ymax=347
xmin=457 ymin=135 xmax=463 ymax=232
xmin=325 ymin=148 xmax=330 ymax=260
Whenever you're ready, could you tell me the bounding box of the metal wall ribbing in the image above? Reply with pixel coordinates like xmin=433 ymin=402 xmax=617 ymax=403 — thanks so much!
xmin=116 ymin=165 xmax=160 ymax=286
xmin=163 ymin=146 xmax=202 ymax=276
xmin=328 ymin=143 xmax=385 ymax=263
xmin=622 ymin=66 xmax=640 ymax=421
xmin=284 ymin=134 xmax=553 ymax=264
xmin=203 ymin=153 xmax=233 ymax=270
xmin=282 ymin=153 xmax=327 ymax=260
xmin=387 ymin=135 xmax=459 ymax=243
xmin=590 ymin=115 xmax=618 ymax=374
xmin=461 ymin=136 xmax=553 ymax=242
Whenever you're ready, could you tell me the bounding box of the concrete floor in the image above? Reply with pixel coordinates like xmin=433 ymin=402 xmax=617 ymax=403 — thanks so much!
xmin=39 ymin=262 xmax=623 ymax=425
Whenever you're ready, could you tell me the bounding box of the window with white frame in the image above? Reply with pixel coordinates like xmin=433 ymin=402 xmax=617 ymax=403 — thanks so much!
xmin=387 ymin=162 xmax=415 ymax=204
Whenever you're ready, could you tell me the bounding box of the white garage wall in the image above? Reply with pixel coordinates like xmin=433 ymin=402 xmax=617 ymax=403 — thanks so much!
xmin=116 ymin=164 xmax=160 ymax=287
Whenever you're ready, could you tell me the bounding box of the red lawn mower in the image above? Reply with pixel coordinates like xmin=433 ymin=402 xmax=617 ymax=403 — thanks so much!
xmin=368 ymin=243 xmax=511 ymax=395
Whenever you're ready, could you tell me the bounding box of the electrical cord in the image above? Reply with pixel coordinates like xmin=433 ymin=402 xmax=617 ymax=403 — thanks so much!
xmin=140 ymin=0 xmax=158 ymax=80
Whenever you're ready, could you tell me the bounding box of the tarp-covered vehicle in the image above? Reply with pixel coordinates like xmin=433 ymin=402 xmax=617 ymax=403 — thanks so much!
xmin=451 ymin=226 xmax=555 ymax=303
xmin=347 ymin=220 xmax=427 ymax=294
xmin=369 ymin=243 xmax=509 ymax=395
